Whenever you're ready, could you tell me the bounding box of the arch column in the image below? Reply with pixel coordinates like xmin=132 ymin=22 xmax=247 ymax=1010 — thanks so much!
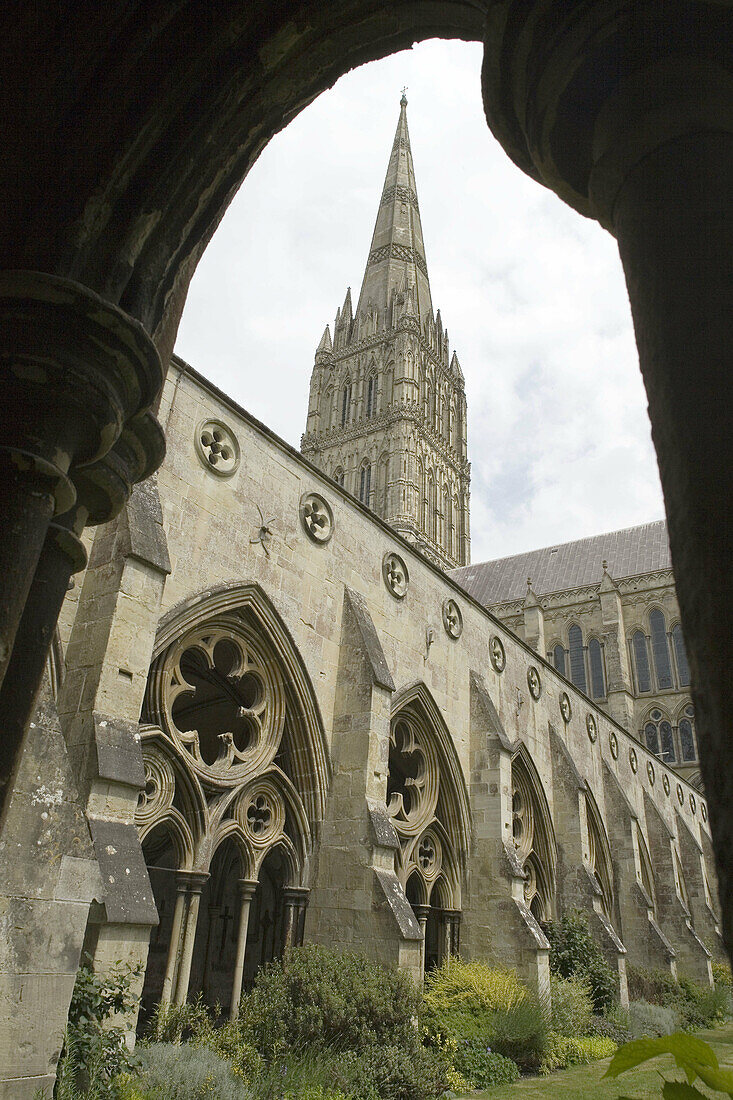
xmin=441 ymin=908 xmax=461 ymax=962
xmin=282 ymin=887 xmax=310 ymax=952
xmin=230 ymin=879 xmax=258 ymax=1020
xmin=482 ymin=0 xmax=733 ymax=958
xmin=412 ymin=903 xmax=430 ymax=973
xmin=173 ymin=872 xmax=209 ymax=1005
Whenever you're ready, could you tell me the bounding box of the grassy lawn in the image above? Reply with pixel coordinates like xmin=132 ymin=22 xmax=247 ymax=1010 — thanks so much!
xmin=464 ymin=1022 xmax=733 ymax=1099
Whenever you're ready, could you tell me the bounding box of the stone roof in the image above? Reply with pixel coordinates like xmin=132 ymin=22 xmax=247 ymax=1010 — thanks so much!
xmin=450 ymin=520 xmax=671 ymax=605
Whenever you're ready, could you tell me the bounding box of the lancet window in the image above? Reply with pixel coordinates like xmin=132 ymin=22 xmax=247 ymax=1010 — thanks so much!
xmin=511 ymin=750 xmax=556 ymax=922
xmin=359 ymin=462 xmax=372 ymax=505
xmin=586 ymin=792 xmax=614 ymax=921
xmin=341 ymin=382 xmax=352 ymax=427
xmin=136 ymin=589 xmax=327 ymax=1024
xmin=366 ymin=376 xmax=376 ymax=418
xmin=388 ymin=689 xmax=470 ymax=974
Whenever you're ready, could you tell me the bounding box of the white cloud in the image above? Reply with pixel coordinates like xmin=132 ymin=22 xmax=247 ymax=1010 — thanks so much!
xmin=175 ymin=39 xmax=665 ymax=563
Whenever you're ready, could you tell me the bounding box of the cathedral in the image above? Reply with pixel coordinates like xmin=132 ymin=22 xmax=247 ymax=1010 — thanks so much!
xmin=0 ymin=88 xmax=726 ymax=1099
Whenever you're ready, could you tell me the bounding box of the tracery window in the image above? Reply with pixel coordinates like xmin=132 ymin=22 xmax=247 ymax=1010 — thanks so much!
xmin=341 ymin=382 xmax=352 ymax=427
xmin=586 ymin=793 xmax=614 ymax=921
xmin=588 ymin=637 xmax=606 ymax=699
xmin=643 ymin=708 xmax=677 ymax=762
xmin=511 ymin=751 xmax=556 ymax=922
xmin=632 ymin=630 xmax=652 ymax=693
xmin=679 ymin=705 xmax=697 ymax=762
xmin=649 ymin=609 xmax=673 ymax=689
xmin=552 ymin=644 xmax=566 ymax=678
xmin=359 ymin=463 xmax=371 ymax=505
xmin=366 ymin=376 xmax=375 ymax=418
xmin=568 ymin=624 xmax=587 ymax=693
xmin=672 ymin=623 xmax=690 ymax=687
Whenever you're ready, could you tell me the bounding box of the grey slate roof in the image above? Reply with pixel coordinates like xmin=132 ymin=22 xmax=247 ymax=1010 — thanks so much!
xmin=450 ymin=520 xmax=671 ymax=606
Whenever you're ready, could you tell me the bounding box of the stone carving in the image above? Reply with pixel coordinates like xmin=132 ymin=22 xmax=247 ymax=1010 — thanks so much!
xmin=489 ymin=635 xmax=506 ymax=672
xmin=381 ymin=184 xmax=420 ymax=212
xmin=383 ymin=552 xmax=409 ymax=598
xmin=559 ymin=692 xmax=572 ymax=723
xmin=629 ymin=746 xmax=638 ymax=773
xmin=609 ymin=731 xmax=619 ymax=760
xmin=677 ymin=783 xmax=685 ymax=806
xmin=586 ymin=712 xmax=597 ymax=742
xmin=196 ymin=418 xmax=240 ymax=476
xmin=416 ymin=830 xmax=441 ymax=880
xmin=647 ymin=760 xmax=655 ymax=785
xmin=663 ymin=772 xmax=671 ymax=795
xmin=387 ymin=716 xmax=438 ymax=837
xmin=136 ymin=751 xmax=175 ymax=826
xmin=689 ymin=793 xmax=696 ymax=815
xmin=442 ymin=598 xmax=463 ymax=639
xmin=300 ymin=492 xmax=334 ymax=544
xmin=527 ymin=666 xmax=542 ymax=700
xmin=250 ymin=503 xmax=276 ymax=556
xmin=367 ymin=243 xmax=428 ymax=278
xmin=701 ymin=801 xmax=708 ymax=822
xmin=236 ymin=782 xmax=285 ymax=848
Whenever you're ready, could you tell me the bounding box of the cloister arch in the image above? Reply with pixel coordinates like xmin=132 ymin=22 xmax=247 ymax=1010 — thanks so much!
xmin=136 ymin=583 xmax=329 ymax=1018
xmin=510 ymin=746 xmax=557 ymax=922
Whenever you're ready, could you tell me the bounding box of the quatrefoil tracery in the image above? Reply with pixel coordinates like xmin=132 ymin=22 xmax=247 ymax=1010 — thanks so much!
xmin=387 ymin=717 xmax=439 ymax=838
xmin=136 ymin=751 xmax=175 ymax=826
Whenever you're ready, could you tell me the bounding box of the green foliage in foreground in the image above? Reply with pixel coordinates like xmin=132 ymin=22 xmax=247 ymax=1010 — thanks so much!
xmin=605 ymin=1031 xmax=733 ymax=1098
xmin=545 ymin=910 xmax=618 ymax=1013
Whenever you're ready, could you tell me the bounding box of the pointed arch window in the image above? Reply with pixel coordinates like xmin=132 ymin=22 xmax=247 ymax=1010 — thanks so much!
xmin=366 ymin=376 xmax=376 ymax=419
xmin=649 ymin=609 xmax=673 ymax=689
xmin=632 ymin=630 xmax=652 ymax=693
xmin=359 ymin=463 xmax=371 ymax=506
xmin=552 ymin=644 xmax=566 ymax=678
xmin=679 ymin=706 xmax=697 ymax=762
xmin=644 ymin=721 xmax=660 ymax=755
xmin=672 ymin=623 xmax=690 ymax=687
xmin=568 ymin=624 xmax=587 ymax=693
xmin=588 ymin=638 xmax=606 ymax=699
xmin=341 ymin=382 xmax=352 ymax=427
xmin=660 ymin=720 xmax=675 ymax=762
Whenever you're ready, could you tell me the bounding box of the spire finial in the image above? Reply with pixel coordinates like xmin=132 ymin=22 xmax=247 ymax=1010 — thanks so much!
xmin=400 ymin=86 xmax=408 ymax=107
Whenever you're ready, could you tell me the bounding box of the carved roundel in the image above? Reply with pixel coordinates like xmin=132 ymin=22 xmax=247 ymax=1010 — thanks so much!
xmin=527 ymin=666 xmax=542 ymax=700
xmin=663 ymin=772 xmax=671 ymax=796
xmin=629 ymin=746 xmax=638 ymax=773
xmin=647 ymin=760 xmax=655 ymax=785
xmin=701 ymin=801 xmax=708 ymax=822
xmin=235 ymin=780 xmax=285 ymax=848
xmin=677 ymin=782 xmax=685 ymax=806
xmin=489 ymin=635 xmax=506 ymax=673
xmin=586 ymin=713 xmax=598 ymax=743
xmin=609 ymin=731 xmax=619 ymax=760
xmin=559 ymin=692 xmax=572 ymax=724
xmin=136 ymin=751 xmax=175 ymax=826
xmin=442 ymin=598 xmax=463 ymax=639
xmin=415 ymin=829 xmax=442 ymax=880
xmin=383 ymin=552 xmax=409 ymax=599
xmin=195 ymin=418 xmax=240 ymax=477
xmin=689 ymin=793 xmax=696 ymax=815
xmin=300 ymin=492 xmax=334 ymax=544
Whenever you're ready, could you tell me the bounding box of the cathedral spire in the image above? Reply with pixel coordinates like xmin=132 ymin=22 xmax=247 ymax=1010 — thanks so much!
xmin=356 ymin=95 xmax=433 ymax=322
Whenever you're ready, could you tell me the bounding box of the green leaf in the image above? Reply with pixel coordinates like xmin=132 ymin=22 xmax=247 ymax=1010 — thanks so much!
xmin=662 ymin=1082 xmax=713 ymax=1099
xmin=604 ymin=1035 xmax=719 ymax=1080
xmin=693 ymin=1061 xmax=733 ymax=1095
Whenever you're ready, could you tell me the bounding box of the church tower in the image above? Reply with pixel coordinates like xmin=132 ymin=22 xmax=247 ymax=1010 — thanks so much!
xmin=301 ymin=95 xmax=471 ymax=570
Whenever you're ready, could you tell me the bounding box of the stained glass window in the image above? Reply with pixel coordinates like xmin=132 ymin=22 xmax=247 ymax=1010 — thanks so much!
xmin=633 ymin=631 xmax=651 ymax=693
xmin=588 ymin=638 xmax=605 ymax=699
xmin=672 ymin=624 xmax=690 ymax=687
xmin=568 ymin=624 xmax=587 ymax=693
xmin=649 ymin=609 xmax=673 ymax=689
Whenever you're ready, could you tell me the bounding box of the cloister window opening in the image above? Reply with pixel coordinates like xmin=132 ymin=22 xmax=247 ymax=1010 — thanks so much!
xmin=642 ymin=704 xmax=697 ymax=765
xmin=630 ymin=611 xmax=690 ymax=693
xmin=551 ymin=628 xmax=606 ymax=700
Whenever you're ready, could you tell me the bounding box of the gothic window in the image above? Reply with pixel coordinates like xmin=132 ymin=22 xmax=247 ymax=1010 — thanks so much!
xmin=444 ymin=491 xmax=452 ymax=557
xmin=632 ymin=630 xmax=652 ymax=693
xmin=568 ymin=624 xmax=587 ymax=693
xmin=552 ymin=644 xmax=566 ymax=678
xmin=586 ymin=793 xmax=614 ymax=921
xmin=511 ymin=750 xmax=556 ymax=922
xmin=359 ymin=463 xmax=371 ymax=506
xmin=679 ymin=706 xmax=697 ymax=762
xmin=378 ymin=453 xmax=389 ymax=516
xmin=660 ymin=720 xmax=675 ymax=762
xmin=649 ymin=609 xmax=673 ymax=689
xmin=428 ymin=474 xmax=437 ymax=542
xmin=366 ymin=376 xmax=375 ymax=418
xmin=644 ymin=708 xmax=676 ymax=762
xmin=588 ymin=637 xmax=606 ymax=699
xmin=644 ymin=721 xmax=660 ymax=755
xmin=341 ymin=382 xmax=351 ymax=427
xmin=672 ymin=623 xmax=690 ymax=687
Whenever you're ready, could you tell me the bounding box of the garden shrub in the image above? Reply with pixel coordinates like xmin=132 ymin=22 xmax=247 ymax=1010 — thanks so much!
xmin=121 ymin=1043 xmax=249 ymax=1100
xmin=545 ymin=910 xmax=617 ymax=1013
xmin=712 ymin=960 xmax=732 ymax=988
xmin=335 ymin=1044 xmax=451 ymax=1100
xmin=628 ymin=999 xmax=680 ymax=1038
xmin=549 ymin=975 xmax=593 ymax=1037
xmin=626 ymin=964 xmax=679 ymax=1007
xmin=625 ymin=965 xmax=732 ymax=1031
xmin=449 ymin=1040 xmax=520 ymax=1088
xmin=422 ymin=958 xmax=548 ymax=1068
xmin=587 ymin=1003 xmax=631 ymax=1045
xmin=237 ymin=945 xmax=420 ymax=1059
xmin=539 ymin=1033 xmax=616 ymax=1074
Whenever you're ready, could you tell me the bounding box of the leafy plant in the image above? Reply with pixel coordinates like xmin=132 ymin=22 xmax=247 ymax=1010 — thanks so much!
xmin=120 ymin=1043 xmax=249 ymax=1100
xmin=713 ymin=962 xmax=732 ymax=989
xmin=628 ymin=999 xmax=681 ymax=1038
xmin=539 ymin=1032 xmax=616 ymax=1074
xmin=604 ymin=1032 xmax=733 ymax=1097
xmin=449 ymin=1040 xmax=520 ymax=1088
xmin=545 ymin=910 xmax=617 ymax=1013
xmin=587 ymin=1003 xmax=631 ymax=1045
xmin=549 ymin=974 xmax=594 ymax=1037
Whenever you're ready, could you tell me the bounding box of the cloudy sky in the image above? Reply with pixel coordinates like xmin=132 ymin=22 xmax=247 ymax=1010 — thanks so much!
xmin=175 ymin=39 xmax=665 ymax=565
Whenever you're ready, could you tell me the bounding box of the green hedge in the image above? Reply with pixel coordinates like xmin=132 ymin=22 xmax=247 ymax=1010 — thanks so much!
xmin=539 ymin=1033 xmax=617 ymax=1074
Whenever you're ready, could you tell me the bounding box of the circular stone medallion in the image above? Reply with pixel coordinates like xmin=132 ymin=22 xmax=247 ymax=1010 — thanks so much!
xmin=442 ymin=599 xmax=463 ymax=639
xmin=527 ymin=666 xmax=542 ymax=700
xmin=647 ymin=760 xmax=655 ymax=785
xmin=586 ymin=713 xmax=598 ymax=743
xmin=629 ymin=746 xmax=638 ymax=773
xmin=299 ymin=492 xmax=334 ymax=544
xmin=489 ymin=635 xmax=506 ymax=673
xmin=195 ymin=418 xmax=240 ymax=476
xmin=609 ymin=731 xmax=619 ymax=760
xmin=677 ymin=783 xmax=685 ymax=806
xmin=663 ymin=772 xmax=670 ymax=796
xmin=559 ymin=692 xmax=572 ymax=723
xmin=701 ymin=802 xmax=707 ymax=822
xmin=689 ymin=793 xmax=696 ymax=815
xmin=383 ymin=552 xmax=409 ymax=599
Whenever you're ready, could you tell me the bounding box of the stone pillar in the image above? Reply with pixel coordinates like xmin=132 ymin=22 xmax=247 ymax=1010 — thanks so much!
xmin=522 ymin=580 xmax=545 ymax=656
xmin=230 ymin=880 xmax=257 ymax=1020
xmin=413 ymin=904 xmax=430 ymax=975
xmin=174 ymin=873 xmax=209 ymax=1005
xmin=599 ymin=567 xmax=635 ymax=732
xmin=161 ymin=878 xmax=189 ymax=1005
xmin=482 ymin=0 xmax=733 ymax=961
xmin=282 ymin=887 xmax=309 ymax=952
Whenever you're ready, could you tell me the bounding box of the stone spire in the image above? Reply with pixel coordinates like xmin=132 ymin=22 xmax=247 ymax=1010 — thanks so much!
xmin=356 ymin=94 xmax=433 ymax=322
